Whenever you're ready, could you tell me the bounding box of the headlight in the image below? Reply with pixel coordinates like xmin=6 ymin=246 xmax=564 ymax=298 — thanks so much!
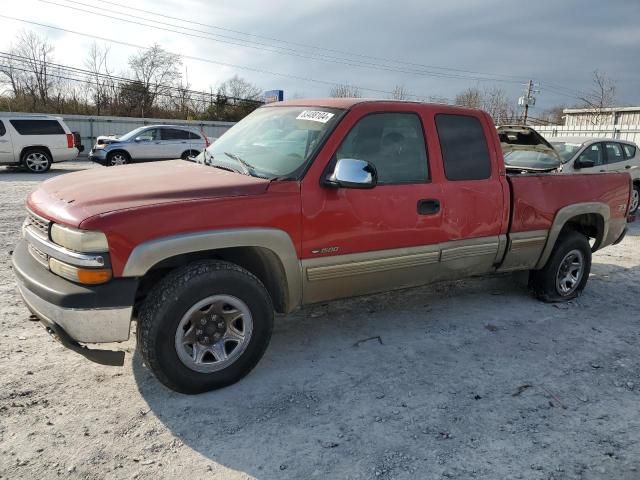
xmin=50 ymin=224 xmax=109 ymax=253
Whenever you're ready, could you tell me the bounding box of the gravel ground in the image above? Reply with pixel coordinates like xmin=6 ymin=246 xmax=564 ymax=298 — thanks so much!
xmin=1 ymin=162 xmax=639 ymax=480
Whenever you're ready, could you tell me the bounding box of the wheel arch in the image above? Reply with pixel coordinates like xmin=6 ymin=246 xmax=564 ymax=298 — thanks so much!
xmin=535 ymin=202 xmax=609 ymax=270
xmin=20 ymin=145 xmax=52 ymax=162
xmin=107 ymin=149 xmax=131 ymax=160
xmin=180 ymin=149 xmax=200 ymax=159
xmin=124 ymin=229 xmax=302 ymax=314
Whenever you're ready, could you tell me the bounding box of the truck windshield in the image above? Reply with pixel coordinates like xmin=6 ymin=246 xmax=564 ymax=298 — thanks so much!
xmin=550 ymin=141 xmax=583 ymax=163
xmin=204 ymin=106 xmax=343 ymax=178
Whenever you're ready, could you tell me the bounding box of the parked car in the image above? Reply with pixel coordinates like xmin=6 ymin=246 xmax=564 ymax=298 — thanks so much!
xmin=497 ymin=125 xmax=562 ymax=173
xmin=550 ymin=137 xmax=640 ymax=213
xmin=88 ymin=125 xmax=209 ymax=166
xmin=13 ymin=99 xmax=633 ymax=393
xmin=0 ymin=114 xmax=79 ymax=173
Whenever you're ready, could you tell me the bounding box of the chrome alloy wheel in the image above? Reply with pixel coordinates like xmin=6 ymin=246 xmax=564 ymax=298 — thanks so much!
xmin=555 ymin=249 xmax=584 ymax=296
xmin=109 ymin=153 xmax=128 ymax=166
xmin=174 ymin=295 xmax=253 ymax=373
xmin=25 ymin=152 xmax=49 ymax=172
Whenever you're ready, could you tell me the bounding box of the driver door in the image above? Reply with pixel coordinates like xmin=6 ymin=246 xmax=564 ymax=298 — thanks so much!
xmin=300 ymin=109 xmax=446 ymax=304
xmin=128 ymin=127 xmax=162 ymax=160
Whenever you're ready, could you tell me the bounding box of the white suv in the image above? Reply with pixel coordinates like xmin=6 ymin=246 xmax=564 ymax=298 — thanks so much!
xmin=0 ymin=115 xmax=79 ymax=173
xmin=550 ymin=137 xmax=640 ymax=214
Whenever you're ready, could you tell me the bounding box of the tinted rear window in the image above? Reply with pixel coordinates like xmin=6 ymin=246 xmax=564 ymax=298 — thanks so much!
xmin=0 ymin=121 xmax=5 ymax=136
xmin=436 ymin=114 xmax=491 ymax=180
xmin=161 ymin=128 xmax=190 ymax=140
xmin=188 ymin=131 xmax=201 ymax=140
xmin=10 ymin=119 xmax=65 ymax=135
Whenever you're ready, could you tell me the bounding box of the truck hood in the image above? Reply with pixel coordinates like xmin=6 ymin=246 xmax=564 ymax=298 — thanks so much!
xmin=28 ymin=160 xmax=270 ymax=226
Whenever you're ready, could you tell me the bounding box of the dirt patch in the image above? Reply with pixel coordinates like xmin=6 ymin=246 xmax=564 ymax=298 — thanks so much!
xmin=1 ymin=162 xmax=639 ymax=479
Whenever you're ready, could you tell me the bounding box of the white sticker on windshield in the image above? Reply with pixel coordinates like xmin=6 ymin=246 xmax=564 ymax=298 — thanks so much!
xmin=296 ymin=110 xmax=335 ymax=123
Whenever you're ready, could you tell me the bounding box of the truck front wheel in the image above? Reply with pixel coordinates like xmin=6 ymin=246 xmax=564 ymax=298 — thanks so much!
xmin=137 ymin=260 xmax=274 ymax=394
xmin=529 ymin=230 xmax=592 ymax=302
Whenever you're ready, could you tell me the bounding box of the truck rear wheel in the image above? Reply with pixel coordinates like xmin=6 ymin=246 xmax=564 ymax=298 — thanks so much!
xmin=137 ymin=260 xmax=274 ymax=394
xmin=529 ymin=230 xmax=591 ymax=302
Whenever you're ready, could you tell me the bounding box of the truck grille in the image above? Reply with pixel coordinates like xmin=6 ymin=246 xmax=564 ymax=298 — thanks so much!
xmin=25 ymin=210 xmax=51 ymax=239
xmin=28 ymin=243 xmax=49 ymax=268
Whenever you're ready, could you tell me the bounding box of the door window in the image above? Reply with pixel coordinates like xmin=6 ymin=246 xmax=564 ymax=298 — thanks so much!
xmin=136 ymin=128 xmax=160 ymax=141
xmin=335 ymin=113 xmax=428 ymax=184
xmin=604 ymin=142 xmax=625 ymax=164
xmin=577 ymin=143 xmax=604 ymax=166
xmin=188 ymin=131 xmax=202 ymax=140
xmin=0 ymin=121 xmax=5 ymax=136
xmin=435 ymin=114 xmax=491 ymax=181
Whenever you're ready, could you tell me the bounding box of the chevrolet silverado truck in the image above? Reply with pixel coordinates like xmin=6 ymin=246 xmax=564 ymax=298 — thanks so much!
xmin=13 ymin=99 xmax=633 ymax=394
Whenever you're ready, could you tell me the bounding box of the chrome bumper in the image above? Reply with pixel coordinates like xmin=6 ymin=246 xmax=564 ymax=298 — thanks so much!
xmin=16 ymin=276 xmax=132 ymax=343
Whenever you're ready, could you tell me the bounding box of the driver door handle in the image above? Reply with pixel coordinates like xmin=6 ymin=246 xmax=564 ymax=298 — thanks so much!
xmin=417 ymin=199 xmax=440 ymax=215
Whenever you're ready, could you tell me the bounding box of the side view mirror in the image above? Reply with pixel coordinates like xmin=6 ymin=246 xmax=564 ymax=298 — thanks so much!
xmin=324 ymin=158 xmax=377 ymax=189
xmin=574 ymin=157 xmax=595 ymax=169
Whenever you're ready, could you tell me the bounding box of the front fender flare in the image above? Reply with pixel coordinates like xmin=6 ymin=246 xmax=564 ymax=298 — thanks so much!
xmin=122 ymin=228 xmax=302 ymax=311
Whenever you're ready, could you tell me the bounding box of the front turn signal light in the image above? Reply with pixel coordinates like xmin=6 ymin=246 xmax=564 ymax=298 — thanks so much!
xmin=49 ymin=258 xmax=112 ymax=285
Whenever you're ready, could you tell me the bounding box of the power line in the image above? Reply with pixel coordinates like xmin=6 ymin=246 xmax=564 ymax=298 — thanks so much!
xmin=89 ymin=0 xmax=533 ymax=83
xmin=0 ymin=14 xmax=439 ymax=99
xmin=39 ymin=0 xmax=531 ymax=85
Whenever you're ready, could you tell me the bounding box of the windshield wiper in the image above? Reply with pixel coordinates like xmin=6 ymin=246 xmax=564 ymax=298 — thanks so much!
xmin=190 ymin=150 xmax=244 ymax=175
xmin=223 ymin=151 xmax=255 ymax=176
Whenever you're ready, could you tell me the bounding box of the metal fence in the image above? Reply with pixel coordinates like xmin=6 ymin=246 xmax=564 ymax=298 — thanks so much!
xmin=8 ymin=112 xmax=236 ymax=156
xmin=534 ymin=124 xmax=640 ymax=144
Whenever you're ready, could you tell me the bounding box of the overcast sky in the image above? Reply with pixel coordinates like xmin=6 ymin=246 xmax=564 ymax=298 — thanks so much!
xmin=1 ymin=0 xmax=638 ymax=112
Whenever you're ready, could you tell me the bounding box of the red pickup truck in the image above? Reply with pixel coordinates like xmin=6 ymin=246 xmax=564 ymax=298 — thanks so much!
xmin=13 ymin=99 xmax=632 ymax=393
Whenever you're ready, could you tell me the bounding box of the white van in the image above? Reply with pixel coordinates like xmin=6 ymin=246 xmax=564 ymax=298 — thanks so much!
xmin=0 ymin=114 xmax=79 ymax=173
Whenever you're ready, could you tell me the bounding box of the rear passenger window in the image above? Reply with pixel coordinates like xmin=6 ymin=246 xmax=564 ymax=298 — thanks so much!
xmin=436 ymin=114 xmax=491 ymax=181
xmin=605 ymin=142 xmax=624 ymax=164
xmin=0 ymin=121 xmax=5 ymax=136
xmin=188 ymin=131 xmax=201 ymax=140
xmin=162 ymin=128 xmax=190 ymax=140
xmin=10 ymin=120 xmax=64 ymax=135
xmin=335 ymin=113 xmax=428 ymax=184
xmin=622 ymin=144 xmax=637 ymax=159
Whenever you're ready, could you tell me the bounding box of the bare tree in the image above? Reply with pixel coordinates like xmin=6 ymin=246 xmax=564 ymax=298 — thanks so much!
xmin=454 ymin=87 xmax=482 ymax=109
xmin=578 ymin=70 xmax=617 ymax=125
xmin=541 ymin=105 xmax=566 ymax=125
xmin=0 ymin=30 xmax=57 ymax=109
xmin=482 ymin=87 xmax=517 ymax=124
xmin=330 ymin=83 xmax=361 ymax=98
xmin=218 ymin=75 xmax=262 ymax=101
xmin=128 ymin=44 xmax=182 ymax=117
xmin=454 ymin=86 xmax=518 ymax=124
xmin=390 ymin=85 xmax=410 ymax=100
xmin=84 ymin=42 xmax=115 ymax=115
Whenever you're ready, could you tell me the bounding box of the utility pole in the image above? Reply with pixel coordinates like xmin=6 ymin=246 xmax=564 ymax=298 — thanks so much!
xmin=518 ymin=80 xmax=538 ymax=125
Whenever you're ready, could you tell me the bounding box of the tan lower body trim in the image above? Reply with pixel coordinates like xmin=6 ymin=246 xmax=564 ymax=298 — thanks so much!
xmin=498 ymin=230 xmax=549 ymax=272
xmin=302 ymin=236 xmax=502 ymax=305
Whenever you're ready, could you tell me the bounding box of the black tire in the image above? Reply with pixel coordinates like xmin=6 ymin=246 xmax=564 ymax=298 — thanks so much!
xmin=106 ymin=150 xmax=130 ymax=166
xmin=137 ymin=260 xmax=274 ymax=394
xmin=630 ymin=183 xmax=640 ymax=215
xmin=22 ymin=148 xmax=52 ymax=173
xmin=529 ymin=229 xmax=592 ymax=302
xmin=180 ymin=150 xmax=199 ymax=160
